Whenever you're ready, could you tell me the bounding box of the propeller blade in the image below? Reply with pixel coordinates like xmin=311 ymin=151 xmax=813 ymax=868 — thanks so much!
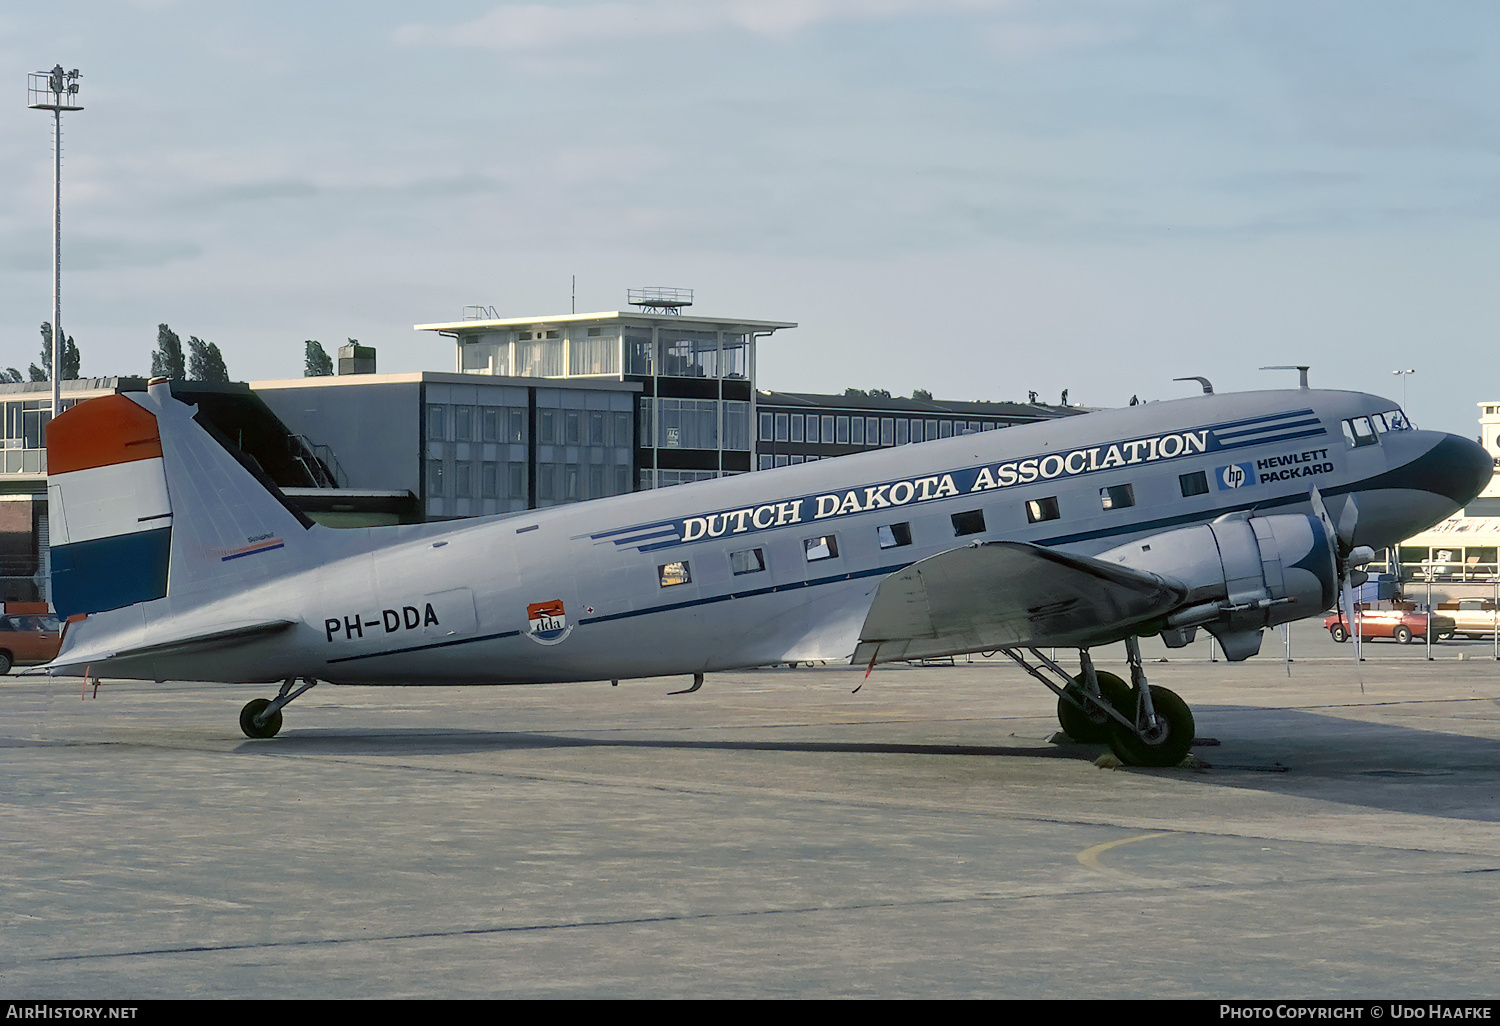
xmin=1336 ymin=494 xmax=1360 ymax=550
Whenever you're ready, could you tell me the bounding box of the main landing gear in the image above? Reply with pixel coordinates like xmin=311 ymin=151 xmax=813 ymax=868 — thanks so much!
xmin=1005 ymin=637 xmax=1196 ymax=767
xmin=239 ymin=677 xmax=318 ymax=739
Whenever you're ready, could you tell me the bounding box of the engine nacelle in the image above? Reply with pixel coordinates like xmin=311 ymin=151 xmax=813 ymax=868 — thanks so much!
xmin=1096 ymin=513 xmax=1338 ymax=661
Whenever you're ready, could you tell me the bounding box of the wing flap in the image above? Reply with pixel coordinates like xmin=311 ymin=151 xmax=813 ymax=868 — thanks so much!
xmin=854 ymin=541 xmax=1186 ymax=665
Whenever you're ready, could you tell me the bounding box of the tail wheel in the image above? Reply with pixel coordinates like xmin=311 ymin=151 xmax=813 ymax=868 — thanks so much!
xmin=239 ymin=698 xmax=282 ymax=739
xmin=1106 ymin=685 xmax=1196 ymax=768
xmin=1057 ymin=671 xmax=1130 ymax=743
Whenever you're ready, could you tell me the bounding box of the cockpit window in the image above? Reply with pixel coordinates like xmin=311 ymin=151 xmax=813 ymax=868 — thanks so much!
xmin=1376 ymin=408 xmax=1414 ymax=432
xmin=1342 ymin=417 xmax=1379 ymax=448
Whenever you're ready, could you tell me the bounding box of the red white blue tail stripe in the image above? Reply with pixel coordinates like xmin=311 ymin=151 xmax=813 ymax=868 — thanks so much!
xmin=47 ymin=394 xmax=172 ymax=617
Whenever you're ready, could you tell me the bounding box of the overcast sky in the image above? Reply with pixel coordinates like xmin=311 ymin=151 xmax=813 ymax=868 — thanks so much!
xmin=1 ymin=1 xmax=1495 ymax=435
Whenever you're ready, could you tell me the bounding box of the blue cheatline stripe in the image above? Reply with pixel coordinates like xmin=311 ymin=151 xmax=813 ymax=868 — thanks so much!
xmin=324 ymin=629 xmax=523 ymax=665
xmin=1205 ymin=409 xmax=1316 ymax=432
xmin=221 ymin=542 xmax=284 ymax=562
xmin=1213 ymin=418 xmax=1324 ymax=442
xmin=51 ymin=527 xmax=172 ymax=618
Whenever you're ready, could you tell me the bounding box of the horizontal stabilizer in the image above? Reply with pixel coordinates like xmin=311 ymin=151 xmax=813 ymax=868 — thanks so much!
xmin=45 ymin=618 xmax=296 ymax=674
xmin=853 ymin=541 xmax=1186 ymax=666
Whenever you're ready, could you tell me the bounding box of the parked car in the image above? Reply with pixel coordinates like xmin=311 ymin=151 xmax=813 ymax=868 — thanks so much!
xmin=0 ymin=613 xmax=62 ymax=673
xmin=1437 ymin=598 xmax=1500 ymax=639
xmin=1323 ymin=609 xmax=1455 ymax=644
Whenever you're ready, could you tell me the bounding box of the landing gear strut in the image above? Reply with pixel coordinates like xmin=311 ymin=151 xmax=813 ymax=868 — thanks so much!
xmin=239 ymin=677 xmax=318 ymax=739
xmin=1006 ymin=639 xmax=1195 ymax=767
xmin=1104 ymin=637 xmax=1195 ymax=767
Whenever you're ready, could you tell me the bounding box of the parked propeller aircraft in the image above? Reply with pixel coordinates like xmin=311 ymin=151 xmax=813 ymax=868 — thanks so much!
xmin=41 ymin=378 xmax=1491 ymax=765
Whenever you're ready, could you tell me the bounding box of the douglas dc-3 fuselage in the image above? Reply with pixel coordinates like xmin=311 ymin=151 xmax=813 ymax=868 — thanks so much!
xmin=41 ymin=378 xmax=1491 ymax=765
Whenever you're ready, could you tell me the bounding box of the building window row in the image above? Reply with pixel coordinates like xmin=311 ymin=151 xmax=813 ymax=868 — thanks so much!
xmin=639 ymin=399 xmax=750 ymax=451
xmin=759 ymin=411 xmax=1005 ymax=447
xmin=461 ymin=327 xmax=748 ymax=381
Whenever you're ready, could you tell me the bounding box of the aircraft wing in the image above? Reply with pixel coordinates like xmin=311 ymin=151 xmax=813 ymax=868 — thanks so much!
xmin=852 ymin=541 xmax=1187 ymax=666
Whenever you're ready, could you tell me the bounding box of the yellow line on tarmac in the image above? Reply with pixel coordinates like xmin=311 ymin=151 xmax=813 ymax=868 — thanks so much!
xmin=1077 ymin=832 xmax=1172 ymax=878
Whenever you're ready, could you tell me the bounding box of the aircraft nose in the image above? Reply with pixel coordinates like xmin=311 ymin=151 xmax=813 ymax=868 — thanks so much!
xmin=1439 ymin=433 xmax=1495 ymax=507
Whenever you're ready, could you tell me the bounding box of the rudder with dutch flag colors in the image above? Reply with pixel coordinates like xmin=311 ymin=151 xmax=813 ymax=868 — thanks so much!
xmin=47 ymin=393 xmax=173 ymax=617
xmin=46 ymin=381 xmax=316 ymax=619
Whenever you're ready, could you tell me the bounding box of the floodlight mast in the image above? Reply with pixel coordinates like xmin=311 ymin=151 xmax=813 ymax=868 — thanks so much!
xmin=28 ymin=65 xmax=83 ymax=427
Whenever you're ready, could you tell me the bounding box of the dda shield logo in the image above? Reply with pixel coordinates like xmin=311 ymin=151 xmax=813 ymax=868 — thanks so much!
xmin=1216 ymin=463 xmax=1254 ymax=489
xmin=526 ymin=599 xmax=572 ymax=645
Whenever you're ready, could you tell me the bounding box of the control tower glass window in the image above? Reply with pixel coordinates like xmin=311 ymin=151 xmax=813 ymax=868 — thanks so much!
xmin=660 ymin=329 xmax=718 ymax=378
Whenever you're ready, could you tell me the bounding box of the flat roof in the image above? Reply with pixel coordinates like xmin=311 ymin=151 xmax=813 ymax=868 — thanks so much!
xmin=415 ymin=310 xmax=797 ymax=333
xmin=757 ymin=389 xmax=1084 ymax=418
xmin=249 ymin=371 xmax=641 ymax=392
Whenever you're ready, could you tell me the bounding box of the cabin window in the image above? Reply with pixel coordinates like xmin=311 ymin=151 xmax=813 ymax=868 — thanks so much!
xmin=658 ymin=561 xmax=692 ymax=587
xmin=1342 ymin=417 xmax=1378 ymax=448
xmin=804 ymin=535 xmax=839 ymax=562
xmin=878 ymin=522 xmax=913 ymax=549
xmin=729 ymin=548 xmax=766 ymax=576
xmin=951 ymin=509 xmax=986 ymax=536
xmin=1026 ymin=496 xmax=1060 ymax=523
xmin=1101 ymin=484 xmax=1135 ymax=511
xmin=1179 ymin=471 xmax=1209 ymax=497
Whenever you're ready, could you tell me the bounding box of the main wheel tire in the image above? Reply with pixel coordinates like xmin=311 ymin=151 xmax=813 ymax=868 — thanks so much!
xmin=1329 ymin=625 xmax=1348 ymax=643
xmin=1394 ymin=625 xmax=1414 ymax=644
xmin=239 ymin=698 xmax=282 ymax=739
xmin=1057 ymin=671 xmax=1130 ymax=743
xmin=1106 ymin=685 xmax=1196 ymax=768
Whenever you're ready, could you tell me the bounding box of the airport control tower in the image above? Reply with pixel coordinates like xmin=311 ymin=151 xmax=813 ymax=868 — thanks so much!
xmin=417 ymin=291 xmax=796 ymax=491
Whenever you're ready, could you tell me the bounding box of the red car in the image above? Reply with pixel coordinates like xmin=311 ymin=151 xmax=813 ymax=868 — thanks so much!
xmin=0 ymin=611 xmax=62 ymax=673
xmin=1323 ymin=609 xmax=1456 ymax=644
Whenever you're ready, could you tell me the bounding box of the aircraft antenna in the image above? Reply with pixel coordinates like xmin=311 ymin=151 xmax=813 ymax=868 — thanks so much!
xmin=1173 ymin=376 xmax=1214 ymax=394
xmin=1261 ymin=365 xmax=1311 ymax=389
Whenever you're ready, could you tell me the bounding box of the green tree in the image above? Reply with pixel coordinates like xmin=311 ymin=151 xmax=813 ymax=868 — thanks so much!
xmin=304 ymin=340 xmax=333 ymax=377
xmin=187 ymin=336 xmax=229 ymax=382
xmin=1 ymin=369 xmax=23 ymax=384
xmin=31 ymin=322 xmax=80 ymax=381
xmin=151 ymin=324 xmax=186 ymax=379
xmin=911 ymin=388 xmax=932 ymax=401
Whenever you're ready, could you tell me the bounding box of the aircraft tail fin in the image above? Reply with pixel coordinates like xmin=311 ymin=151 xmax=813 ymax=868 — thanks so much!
xmin=47 ymin=381 xmax=316 ymax=618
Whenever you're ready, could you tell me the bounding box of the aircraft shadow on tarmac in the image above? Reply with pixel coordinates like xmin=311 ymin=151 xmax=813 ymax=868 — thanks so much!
xmin=233 ymin=700 xmax=1500 ymax=822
